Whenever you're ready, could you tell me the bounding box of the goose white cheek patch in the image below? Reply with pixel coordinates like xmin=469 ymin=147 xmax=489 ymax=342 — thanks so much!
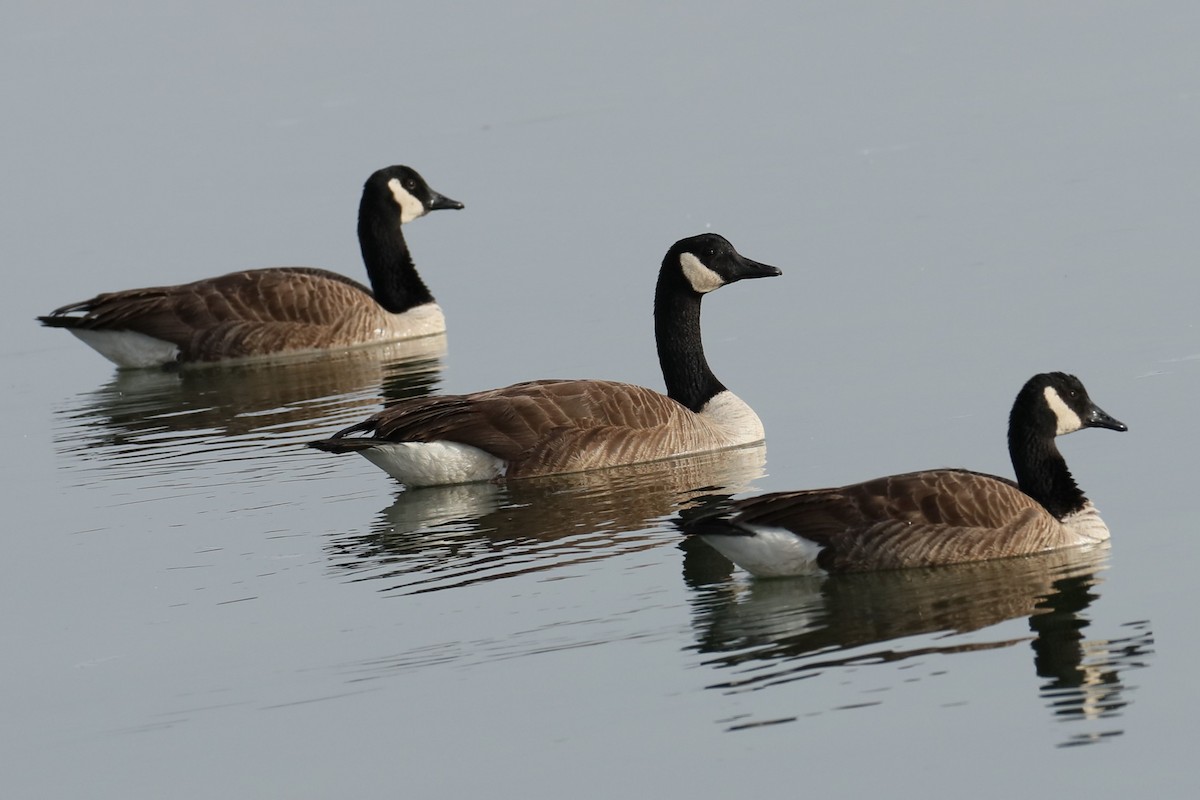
xmin=679 ymin=252 xmax=724 ymax=293
xmin=388 ymin=178 xmax=426 ymax=223
xmin=1044 ymin=386 xmax=1084 ymax=435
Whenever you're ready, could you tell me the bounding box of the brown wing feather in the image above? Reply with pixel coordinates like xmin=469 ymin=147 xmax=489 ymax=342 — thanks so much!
xmin=729 ymin=470 xmax=1063 ymax=571
xmin=41 ymin=268 xmax=390 ymax=360
xmin=331 ymin=379 xmax=725 ymax=477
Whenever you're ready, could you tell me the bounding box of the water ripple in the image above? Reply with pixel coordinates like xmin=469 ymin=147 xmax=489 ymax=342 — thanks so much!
xmin=683 ymin=544 xmax=1154 ymax=745
xmin=325 ymin=445 xmax=768 ymax=595
xmin=50 ymin=339 xmax=446 ymax=485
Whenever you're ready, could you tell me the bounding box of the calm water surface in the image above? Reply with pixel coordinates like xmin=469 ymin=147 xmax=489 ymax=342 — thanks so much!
xmin=4 ymin=2 xmax=1199 ymax=798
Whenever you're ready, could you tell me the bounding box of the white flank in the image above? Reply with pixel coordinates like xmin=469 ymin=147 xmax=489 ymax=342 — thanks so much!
xmin=679 ymin=252 xmax=724 ymax=293
xmin=1059 ymin=502 xmax=1111 ymax=544
xmin=1044 ymin=386 xmax=1084 ymax=435
xmin=359 ymin=441 xmax=506 ymax=487
xmin=378 ymin=302 xmax=446 ymax=339
xmin=698 ymin=390 xmax=766 ymax=445
xmin=703 ymin=525 xmax=826 ymax=578
xmin=69 ymin=329 xmax=179 ymax=368
xmin=387 ymin=178 xmax=427 ymax=224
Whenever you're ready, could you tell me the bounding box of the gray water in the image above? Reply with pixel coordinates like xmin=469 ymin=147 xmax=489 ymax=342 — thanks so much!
xmin=3 ymin=2 xmax=1195 ymax=796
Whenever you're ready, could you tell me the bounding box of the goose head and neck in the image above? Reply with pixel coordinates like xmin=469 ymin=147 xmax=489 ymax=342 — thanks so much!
xmin=357 ymin=165 xmax=463 ymax=314
xmin=1007 ymin=372 xmax=1127 ymax=519
xmin=654 ymin=233 xmax=782 ymax=413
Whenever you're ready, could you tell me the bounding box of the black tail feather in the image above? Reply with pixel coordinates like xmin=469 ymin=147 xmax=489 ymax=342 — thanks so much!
xmin=306 ymin=418 xmax=382 ymax=453
xmin=673 ymin=496 xmax=745 ymax=537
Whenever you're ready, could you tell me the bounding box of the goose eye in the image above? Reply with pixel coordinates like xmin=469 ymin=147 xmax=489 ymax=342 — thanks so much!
xmin=404 ymin=179 xmax=417 ymax=191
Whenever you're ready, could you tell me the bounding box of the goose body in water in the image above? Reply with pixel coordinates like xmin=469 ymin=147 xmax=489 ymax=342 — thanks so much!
xmin=682 ymin=372 xmax=1127 ymax=576
xmin=38 ymin=165 xmax=462 ymax=368
xmin=309 ymin=233 xmax=781 ymax=486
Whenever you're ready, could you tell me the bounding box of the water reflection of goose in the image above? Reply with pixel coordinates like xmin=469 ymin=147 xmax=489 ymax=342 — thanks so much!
xmin=684 ymin=545 xmax=1154 ymax=744
xmin=326 ymin=444 xmax=767 ymax=594
xmin=52 ymin=338 xmax=445 ymax=475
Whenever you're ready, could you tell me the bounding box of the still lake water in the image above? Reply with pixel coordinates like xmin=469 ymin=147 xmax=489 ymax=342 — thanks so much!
xmin=4 ymin=2 xmax=1200 ymax=797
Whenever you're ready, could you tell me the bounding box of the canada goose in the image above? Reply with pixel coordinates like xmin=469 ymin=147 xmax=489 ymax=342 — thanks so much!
xmin=37 ymin=165 xmax=462 ymax=368
xmin=680 ymin=372 xmax=1127 ymax=576
xmin=308 ymin=233 xmax=781 ymax=486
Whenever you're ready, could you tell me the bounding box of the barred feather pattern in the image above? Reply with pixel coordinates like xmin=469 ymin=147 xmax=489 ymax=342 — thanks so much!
xmin=314 ymin=380 xmax=764 ymax=479
xmin=39 ymin=267 xmax=444 ymax=362
xmin=705 ymin=469 xmax=1110 ymax=573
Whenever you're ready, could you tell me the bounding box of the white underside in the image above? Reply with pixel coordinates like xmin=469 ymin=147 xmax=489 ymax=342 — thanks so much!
xmin=359 ymin=441 xmax=507 ymax=487
xmin=64 ymin=302 xmax=445 ymax=369
xmin=68 ymin=329 xmax=180 ymax=368
xmin=698 ymin=390 xmax=766 ymax=446
xmin=705 ymin=502 xmax=1112 ymax=578
xmin=355 ymin=389 xmax=763 ymax=487
xmin=702 ymin=525 xmax=826 ymax=578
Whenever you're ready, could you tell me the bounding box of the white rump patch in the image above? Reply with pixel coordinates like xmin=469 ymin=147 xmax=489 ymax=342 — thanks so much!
xmin=702 ymin=525 xmax=826 ymax=578
xmin=1044 ymin=386 xmax=1084 ymax=435
xmin=388 ymin=178 xmax=427 ymax=224
xmin=698 ymin=390 xmax=766 ymax=445
xmin=68 ymin=329 xmax=179 ymax=369
xmin=358 ymin=440 xmax=506 ymax=487
xmin=679 ymin=252 xmax=724 ymax=294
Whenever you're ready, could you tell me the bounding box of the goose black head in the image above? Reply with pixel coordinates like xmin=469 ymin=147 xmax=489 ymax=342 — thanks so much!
xmin=365 ymin=165 xmax=464 ymax=225
xmin=667 ymin=233 xmax=782 ymax=295
xmin=1016 ymin=372 xmax=1128 ymax=437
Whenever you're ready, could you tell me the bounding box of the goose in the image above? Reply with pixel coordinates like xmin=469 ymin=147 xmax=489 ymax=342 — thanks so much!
xmin=308 ymin=233 xmax=781 ymax=486
xmin=37 ymin=165 xmax=463 ymax=368
xmin=680 ymin=372 xmax=1127 ymax=576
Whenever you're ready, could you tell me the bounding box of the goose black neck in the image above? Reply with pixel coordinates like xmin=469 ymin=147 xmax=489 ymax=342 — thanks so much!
xmin=655 ymin=276 xmax=725 ymax=413
xmin=1008 ymin=427 xmax=1089 ymax=520
xmin=357 ymin=197 xmax=434 ymax=313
